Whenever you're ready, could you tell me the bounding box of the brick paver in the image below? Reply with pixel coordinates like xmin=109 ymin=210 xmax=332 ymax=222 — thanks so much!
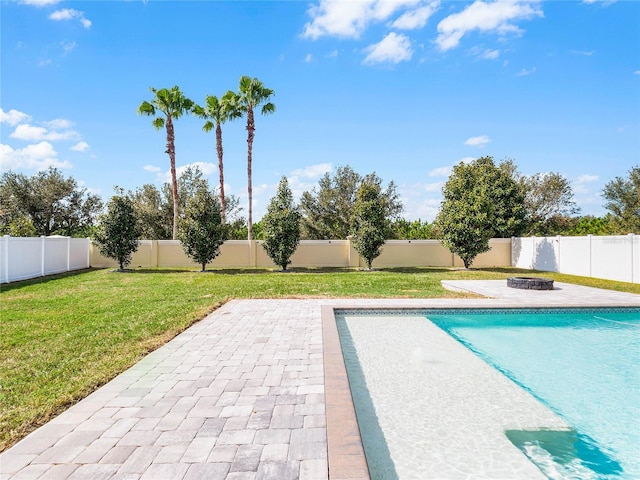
xmin=2 ymin=285 xmax=638 ymax=479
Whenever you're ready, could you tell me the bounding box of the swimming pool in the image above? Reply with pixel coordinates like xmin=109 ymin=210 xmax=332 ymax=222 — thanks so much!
xmin=336 ymin=308 xmax=640 ymax=479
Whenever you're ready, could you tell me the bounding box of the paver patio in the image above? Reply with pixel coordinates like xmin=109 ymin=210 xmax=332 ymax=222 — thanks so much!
xmin=1 ymin=281 xmax=638 ymax=479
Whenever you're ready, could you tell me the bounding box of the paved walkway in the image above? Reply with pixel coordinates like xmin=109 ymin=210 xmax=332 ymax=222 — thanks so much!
xmin=1 ymin=282 xmax=638 ymax=479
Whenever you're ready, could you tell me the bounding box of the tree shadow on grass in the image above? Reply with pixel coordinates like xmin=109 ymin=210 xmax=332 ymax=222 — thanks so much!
xmin=0 ymin=268 xmax=96 ymax=293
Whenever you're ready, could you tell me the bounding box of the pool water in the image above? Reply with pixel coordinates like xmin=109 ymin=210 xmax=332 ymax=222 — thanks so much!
xmin=336 ymin=308 xmax=640 ymax=479
xmin=427 ymin=309 xmax=640 ymax=479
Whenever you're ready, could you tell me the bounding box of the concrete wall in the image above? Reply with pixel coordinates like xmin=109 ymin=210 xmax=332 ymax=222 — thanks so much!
xmin=89 ymin=238 xmax=513 ymax=270
xmin=512 ymin=234 xmax=638 ymax=284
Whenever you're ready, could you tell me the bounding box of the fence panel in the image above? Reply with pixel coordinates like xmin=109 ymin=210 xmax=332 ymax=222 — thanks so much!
xmin=43 ymin=237 xmax=69 ymax=276
xmin=591 ymin=236 xmax=635 ymax=283
xmin=512 ymin=234 xmax=637 ymax=284
xmin=557 ymin=236 xmax=591 ymax=277
xmin=0 ymin=236 xmax=90 ymax=284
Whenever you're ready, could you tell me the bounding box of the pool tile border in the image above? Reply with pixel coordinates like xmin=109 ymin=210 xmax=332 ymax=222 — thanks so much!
xmin=321 ymin=305 xmax=370 ymax=480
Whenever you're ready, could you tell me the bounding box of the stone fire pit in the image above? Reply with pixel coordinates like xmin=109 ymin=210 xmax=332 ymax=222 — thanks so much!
xmin=507 ymin=277 xmax=554 ymax=290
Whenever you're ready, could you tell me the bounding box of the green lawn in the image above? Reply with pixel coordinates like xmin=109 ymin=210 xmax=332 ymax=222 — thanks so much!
xmin=1 ymin=266 xmax=638 ymax=451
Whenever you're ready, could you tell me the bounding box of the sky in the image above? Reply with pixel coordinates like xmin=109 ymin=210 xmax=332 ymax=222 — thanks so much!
xmin=1 ymin=0 xmax=639 ymax=223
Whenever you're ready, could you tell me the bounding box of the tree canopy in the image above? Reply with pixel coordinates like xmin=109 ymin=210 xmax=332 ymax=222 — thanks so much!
xmin=436 ymin=156 xmax=525 ymax=268
xmin=94 ymin=189 xmax=140 ymax=271
xmin=300 ymin=166 xmax=403 ymax=239
xmin=602 ymin=165 xmax=640 ymax=234
xmin=0 ymin=167 xmax=102 ymax=237
xmin=178 ymin=184 xmax=226 ymax=271
xmin=261 ymin=176 xmax=301 ymax=270
xmin=350 ymin=179 xmax=388 ymax=269
xmin=519 ymin=171 xmax=579 ymax=235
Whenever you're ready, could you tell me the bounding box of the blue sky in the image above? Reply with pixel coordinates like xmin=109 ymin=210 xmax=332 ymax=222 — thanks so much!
xmin=1 ymin=0 xmax=639 ymax=222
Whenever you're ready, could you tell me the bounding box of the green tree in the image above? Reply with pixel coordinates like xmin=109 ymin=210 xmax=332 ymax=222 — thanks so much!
xmin=520 ymin=172 xmax=579 ymax=235
xmin=300 ymin=166 xmax=403 ymax=239
xmin=130 ymin=184 xmax=171 ymax=240
xmin=194 ymin=91 xmax=241 ymax=220
xmin=350 ymin=179 xmax=388 ymax=269
xmin=94 ymin=189 xmax=140 ymax=271
xmin=1 ymin=216 xmax=36 ymax=237
xmin=602 ymin=166 xmax=639 ymax=234
xmin=234 ymin=76 xmax=275 ymax=240
xmin=436 ymin=157 xmax=526 ymax=268
xmin=138 ymin=86 xmax=195 ymax=240
xmin=178 ymin=185 xmax=226 ymax=272
xmin=566 ymin=215 xmax=615 ymax=236
xmin=0 ymin=167 xmax=102 ymax=236
xmin=261 ymin=177 xmax=301 ymax=270
xmin=389 ymin=218 xmax=433 ymax=239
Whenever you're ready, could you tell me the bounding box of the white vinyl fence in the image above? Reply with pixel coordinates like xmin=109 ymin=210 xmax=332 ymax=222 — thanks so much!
xmin=512 ymin=234 xmax=639 ymax=284
xmin=0 ymin=236 xmax=91 ymax=284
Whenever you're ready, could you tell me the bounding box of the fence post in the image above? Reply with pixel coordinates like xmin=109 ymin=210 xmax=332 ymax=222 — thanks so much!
xmin=629 ymin=233 xmax=635 ymax=283
xmin=588 ymin=234 xmax=592 ymax=278
xmin=531 ymin=235 xmax=536 ymax=270
xmin=3 ymin=235 xmax=9 ymax=283
xmin=86 ymin=238 xmax=91 ymax=268
xmin=67 ymin=236 xmax=71 ymax=272
xmin=41 ymin=235 xmax=46 ymax=277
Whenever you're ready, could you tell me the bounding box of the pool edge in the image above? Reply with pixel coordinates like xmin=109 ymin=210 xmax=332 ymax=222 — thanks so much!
xmin=322 ymin=305 xmax=371 ymax=480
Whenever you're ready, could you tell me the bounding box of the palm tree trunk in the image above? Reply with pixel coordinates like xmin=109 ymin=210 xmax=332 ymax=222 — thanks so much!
xmin=246 ymin=108 xmax=255 ymax=241
xmin=216 ymin=121 xmax=226 ymax=222
xmin=165 ymin=115 xmax=179 ymax=240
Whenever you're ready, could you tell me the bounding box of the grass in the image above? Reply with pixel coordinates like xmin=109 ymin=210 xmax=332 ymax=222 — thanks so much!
xmin=1 ymin=266 xmax=638 ymax=451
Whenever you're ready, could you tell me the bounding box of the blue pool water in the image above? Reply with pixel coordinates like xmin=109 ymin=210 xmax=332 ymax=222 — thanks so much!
xmin=427 ymin=308 xmax=640 ymax=479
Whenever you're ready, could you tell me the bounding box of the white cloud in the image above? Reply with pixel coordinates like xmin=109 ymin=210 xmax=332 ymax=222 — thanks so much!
xmin=391 ymin=1 xmax=440 ymax=29
xmin=143 ymin=164 xmax=161 ymax=173
xmin=38 ymin=59 xmax=52 ymax=67
xmin=60 ymin=40 xmax=76 ymax=55
xmin=290 ymin=163 xmax=332 ymax=179
xmin=10 ymin=123 xmax=80 ymax=141
xmin=0 ymin=108 xmax=31 ymax=126
xmin=573 ymin=173 xmax=599 ymax=197
xmin=582 ymin=0 xmax=616 ymax=5
xmin=0 ymin=141 xmax=72 ymax=171
xmin=303 ymin=0 xmax=378 ymax=39
xmin=634 ymin=70 xmax=640 ymax=75
xmin=49 ymin=8 xmax=92 ymax=29
xmin=363 ymin=32 xmax=413 ymax=65
xmin=428 ymin=166 xmax=452 ymax=177
xmin=459 ymin=156 xmax=477 ymax=164
xmin=481 ymin=48 xmax=500 ymax=59
xmin=424 ymin=181 xmax=444 ymax=192
xmin=305 ymin=53 xmax=313 ymax=63
xmin=302 ymin=0 xmax=420 ymax=39
xmin=464 ymin=135 xmax=490 ymax=147
xmin=326 ymin=50 xmax=339 ymax=58
xmin=179 ymin=162 xmax=216 ymax=177
xmin=436 ymin=0 xmax=543 ymax=51
xmin=517 ymin=66 xmax=536 ymax=76
xmin=20 ymin=0 xmax=60 ymax=5
xmin=71 ymin=141 xmax=89 ymax=152
xmin=570 ymin=50 xmax=593 ymax=56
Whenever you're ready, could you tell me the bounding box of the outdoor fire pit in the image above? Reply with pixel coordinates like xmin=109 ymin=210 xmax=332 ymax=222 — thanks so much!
xmin=507 ymin=277 xmax=554 ymax=290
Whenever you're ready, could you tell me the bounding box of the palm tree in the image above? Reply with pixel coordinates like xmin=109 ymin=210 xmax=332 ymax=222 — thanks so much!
xmin=236 ymin=76 xmax=275 ymax=241
xmin=138 ymin=86 xmax=194 ymax=240
xmin=194 ymin=91 xmax=241 ymax=221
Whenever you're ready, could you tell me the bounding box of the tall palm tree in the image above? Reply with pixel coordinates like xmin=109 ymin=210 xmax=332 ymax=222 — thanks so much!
xmin=194 ymin=91 xmax=241 ymax=221
xmin=138 ymin=86 xmax=195 ymax=240
xmin=236 ymin=76 xmax=275 ymax=241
